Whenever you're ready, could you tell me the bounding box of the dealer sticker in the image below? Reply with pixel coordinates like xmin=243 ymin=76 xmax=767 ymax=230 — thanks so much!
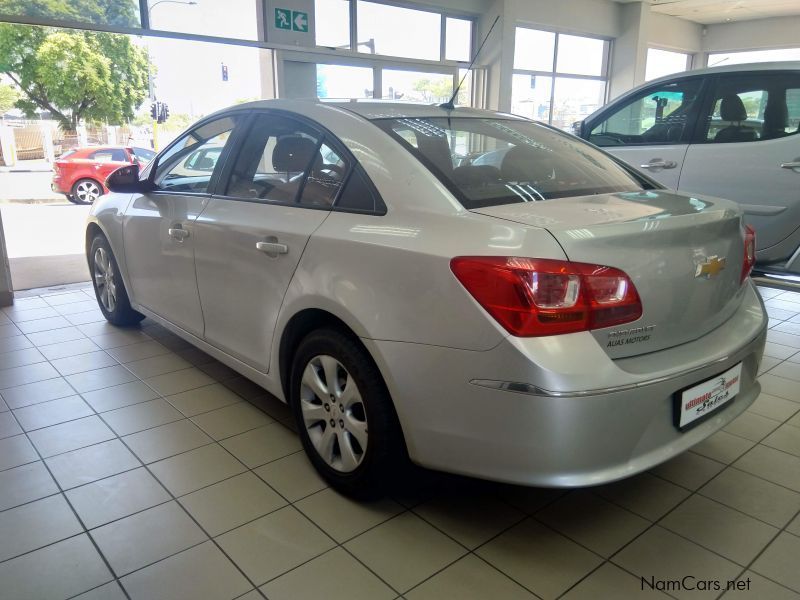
xmin=678 ymin=363 xmax=742 ymax=429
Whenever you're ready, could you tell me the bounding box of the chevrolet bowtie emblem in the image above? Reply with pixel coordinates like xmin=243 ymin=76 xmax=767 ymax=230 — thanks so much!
xmin=695 ymin=256 xmax=727 ymax=278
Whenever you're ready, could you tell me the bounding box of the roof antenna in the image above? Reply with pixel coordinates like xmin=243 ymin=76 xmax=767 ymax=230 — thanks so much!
xmin=440 ymin=15 xmax=500 ymax=111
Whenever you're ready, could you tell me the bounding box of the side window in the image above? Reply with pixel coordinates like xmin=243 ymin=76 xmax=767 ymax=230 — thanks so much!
xmin=703 ymin=74 xmax=800 ymax=143
xmin=589 ymin=79 xmax=703 ymax=147
xmin=154 ymin=115 xmax=239 ymax=193
xmin=298 ymin=142 xmax=349 ymax=207
xmin=224 ymin=113 xmax=348 ymax=208
xmin=335 ymin=166 xmax=385 ymax=214
xmin=90 ymin=149 xmax=126 ymax=162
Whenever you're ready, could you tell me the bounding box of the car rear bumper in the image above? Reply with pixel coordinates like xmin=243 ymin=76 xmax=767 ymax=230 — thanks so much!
xmin=366 ymin=282 xmax=767 ymax=487
xmin=51 ymin=178 xmax=69 ymax=194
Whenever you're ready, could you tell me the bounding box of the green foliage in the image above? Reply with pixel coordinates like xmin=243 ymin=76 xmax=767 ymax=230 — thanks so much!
xmin=0 ymin=82 xmax=18 ymax=113
xmin=0 ymin=22 xmax=149 ymax=128
xmin=0 ymin=0 xmax=139 ymax=28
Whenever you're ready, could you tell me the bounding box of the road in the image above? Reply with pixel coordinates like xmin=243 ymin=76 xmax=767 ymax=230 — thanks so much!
xmin=0 ymin=161 xmax=64 ymax=202
xmin=1 ymin=203 xmax=91 ymax=290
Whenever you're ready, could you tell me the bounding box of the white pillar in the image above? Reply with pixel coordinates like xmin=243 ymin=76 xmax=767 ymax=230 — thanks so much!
xmin=77 ymin=124 xmax=88 ymax=147
xmin=608 ymin=2 xmax=651 ymax=100
xmin=41 ymin=123 xmax=56 ymax=164
xmin=0 ymin=125 xmax=18 ymax=167
xmin=0 ymin=210 xmax=13 ymax=306
xmin=106 ymin=125 xmax=117 ymax=146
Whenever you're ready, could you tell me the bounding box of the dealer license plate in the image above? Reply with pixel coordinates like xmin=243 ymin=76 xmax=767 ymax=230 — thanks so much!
xmin=677 ymin=363 xmax=742 ymax=430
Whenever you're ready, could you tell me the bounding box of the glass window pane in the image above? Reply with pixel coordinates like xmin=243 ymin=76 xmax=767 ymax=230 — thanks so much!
xmin=556 ymin=34 xmax=605 ymax=76
xmin=511 ymin=74 xmax=553 ymax=122
xmin=156 ymin=115 xmax=238 ymax=193
xmin=551 ymin=77 xmax=606 ymax=131
xmin=382 ymin=69 xmax=452 ymax=103
xmin=374 ymin=117 xmax=645 ymax=209
xmin=300 ymin=142 xmax=349 ymax=207
xmin=315 ymin=0 xmax=350 ymax=48
xmin=589 ymin=80 xmax=702 ymax=146
xmin=514 ymin=28 xmax=555 ymax=71
xmin=446 ymin=18 xmax=472 ymax=62
xmin=225 ymin=114 xmax=323 ymax=203
xmin=456 ymin=68 xmax=474 ymax=107
xmin=646 ymin=48 xmax=689 ymax=81
xmin=316 ymin=64 xmax=373 ymax=99
xmin=1 ymin=0 xmax=140 ymax=27
xmin=357 ymin=2 xmax=441 ymax=60
xmin=709 ymin=48 xmax=800 ymax=67
xmin=147 ymin=0 xmax=257 ymax=40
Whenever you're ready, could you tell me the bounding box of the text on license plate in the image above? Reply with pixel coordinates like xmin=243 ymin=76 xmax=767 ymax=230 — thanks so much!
xmin=679 ymin=363 xmax=742 ymax=429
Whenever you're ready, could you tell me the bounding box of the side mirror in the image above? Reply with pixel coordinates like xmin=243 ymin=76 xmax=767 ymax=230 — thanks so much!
xmin=571 ymin=120 xmax=585 ymax=137
xmin=106 ymin=163 xmax=147 ymax=194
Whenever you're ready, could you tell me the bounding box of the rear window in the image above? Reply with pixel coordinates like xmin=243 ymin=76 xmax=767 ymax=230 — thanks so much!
xmin=373 ymin=117 xmax=650 ymax=209
xmin=132 ymin=147 xmax=156 ymax=162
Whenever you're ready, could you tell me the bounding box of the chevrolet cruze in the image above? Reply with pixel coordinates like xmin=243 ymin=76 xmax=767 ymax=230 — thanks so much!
xmin=86 ymin=100 xmax=767 ymax=497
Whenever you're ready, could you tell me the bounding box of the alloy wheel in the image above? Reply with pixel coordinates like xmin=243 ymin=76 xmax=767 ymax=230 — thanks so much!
xmin=76 ymin=180 xmax=101 ymax=203
xmin=93 ymin=247 xmax=117 ymax=313
xmin=300 ymin=354 xmax=368 ymax=472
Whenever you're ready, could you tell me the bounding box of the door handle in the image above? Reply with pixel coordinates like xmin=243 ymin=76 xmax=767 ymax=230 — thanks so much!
xmin=168 ymin=227 xmax=189 ymax=241
xmin=640 ymin=159 xmax=678 ymax=170
xmin=256 ymin=241 xmax=289 ymax=255
xmin=780 ymin=161 xmax=800 ymax=171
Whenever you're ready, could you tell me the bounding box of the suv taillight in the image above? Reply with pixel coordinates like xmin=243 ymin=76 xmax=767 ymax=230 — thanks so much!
xmin=741 ymin=225 xmax=756 ymax=283
xmin=450 ymin=257 xmax=642 ymax=337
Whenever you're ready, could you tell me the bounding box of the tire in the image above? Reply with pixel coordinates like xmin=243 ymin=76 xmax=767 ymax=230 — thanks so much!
xmin=89 ymin=234 xmax=144 ymax=326
xmin=65 ymin=194 xmax=79 ymax=205
xmin=72 ymin=178 xmax=103 ymax=204
xmin=290 ymin=328 xmax=405 ymax=499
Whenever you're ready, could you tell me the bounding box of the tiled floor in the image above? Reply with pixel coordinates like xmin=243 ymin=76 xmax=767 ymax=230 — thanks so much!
xmin=1 ymin=282 xmax=800 ymax=600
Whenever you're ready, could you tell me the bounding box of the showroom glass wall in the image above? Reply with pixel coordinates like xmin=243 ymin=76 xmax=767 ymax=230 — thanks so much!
xmin=708 ymin=47 xmax=800 ymax=66
xmin=511 ymin=27 xmax=610 ymax=130
xmin=645 ymin=48 xmax=691 ymax=81
xmin=310 ymin=0 xmax=477 ymax=105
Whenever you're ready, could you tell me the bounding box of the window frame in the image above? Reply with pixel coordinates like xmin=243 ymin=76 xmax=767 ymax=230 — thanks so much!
xmin=689 ymin=71 xmax=800 ymax=145
xmin=511 ymin=26 xmax=611 ymax=127
xmin=211 ymin=109 xmax=386 ymax=215
xmin=582 ymin=74 xmax=709 ymax=147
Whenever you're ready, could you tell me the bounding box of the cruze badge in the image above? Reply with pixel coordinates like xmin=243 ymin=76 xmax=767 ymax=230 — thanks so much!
xmin=695 ymin=256 xmax=726 ymax=279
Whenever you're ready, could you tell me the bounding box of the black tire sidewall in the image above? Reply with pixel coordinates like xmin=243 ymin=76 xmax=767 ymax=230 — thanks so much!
xmin=89 ymin=234 xmax=143 ymax=326
xmin=290 ymin=329 xmax=398 ymax=498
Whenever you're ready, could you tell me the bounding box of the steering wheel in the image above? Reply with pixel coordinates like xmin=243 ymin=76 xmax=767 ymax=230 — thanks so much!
xmin=318 ymin=163 xmax=346 ymax=179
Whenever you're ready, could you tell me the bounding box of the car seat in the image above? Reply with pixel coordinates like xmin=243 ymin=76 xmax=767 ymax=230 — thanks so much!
xmin=714 ymin=95 xmax=758 ymax=143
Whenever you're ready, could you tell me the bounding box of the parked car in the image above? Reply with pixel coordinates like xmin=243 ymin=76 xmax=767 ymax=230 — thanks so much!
xmin=574 ymin=61 xmax=800 ymax=275
xmin=86 ymin=101 xmax=766 ymax=497
xmin=52 ymin=145 xmax=155 ymax=204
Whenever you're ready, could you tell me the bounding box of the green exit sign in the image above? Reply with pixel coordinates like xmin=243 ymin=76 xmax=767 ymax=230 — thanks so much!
xmin=275 ymin=8 xmax=308 ymax=32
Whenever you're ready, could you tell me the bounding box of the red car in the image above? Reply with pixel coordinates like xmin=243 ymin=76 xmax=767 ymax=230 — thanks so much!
xmin=52 ymin=146 xmax=156 ymax=204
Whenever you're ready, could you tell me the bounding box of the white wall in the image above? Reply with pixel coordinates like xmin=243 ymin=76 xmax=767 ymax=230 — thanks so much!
xmin=648 ymin=13 xmax=703 ymax=53
xmin=704 ymin=16 xmax=800 ymax=53
xmin=508 ymin=0 xmax=618 ymax=38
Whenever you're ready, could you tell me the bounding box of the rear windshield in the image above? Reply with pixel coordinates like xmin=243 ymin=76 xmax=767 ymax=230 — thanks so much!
xmin=373 ymin=117 xmax=650 ymax=209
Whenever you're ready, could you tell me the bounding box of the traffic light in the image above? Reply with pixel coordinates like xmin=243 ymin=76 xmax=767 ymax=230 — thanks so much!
xmin=159 ymin=102 xmax=169 ymax=123
xmin=150 ymin=102 xmax=158 ymax=120
xmin=221 ymin=64 xmax=228 ymax=82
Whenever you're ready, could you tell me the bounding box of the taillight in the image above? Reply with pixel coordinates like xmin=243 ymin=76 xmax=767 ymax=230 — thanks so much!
xmin=450 ymin=257 xmax=642 ymax=337
xmin=741 ymin=225 xmax=756 ymax=283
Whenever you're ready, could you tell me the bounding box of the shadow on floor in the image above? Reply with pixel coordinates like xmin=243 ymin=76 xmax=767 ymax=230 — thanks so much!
xmin=10 ymin=254 xmax=90 ymax=290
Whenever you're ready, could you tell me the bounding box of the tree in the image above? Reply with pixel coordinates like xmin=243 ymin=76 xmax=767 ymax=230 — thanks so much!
xmin=0 ymin=2 xmax=149 ymax=129
xmin=0 ymin=82 xmax=18 ymax=114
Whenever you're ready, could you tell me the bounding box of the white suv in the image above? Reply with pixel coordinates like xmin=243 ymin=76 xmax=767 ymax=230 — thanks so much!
xmin=576 ymin=61 xmax=800 ymax=274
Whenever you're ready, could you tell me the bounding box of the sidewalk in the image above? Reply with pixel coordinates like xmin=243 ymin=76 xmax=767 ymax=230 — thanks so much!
xmin=0 ymin=159 xmax=53 ymax=173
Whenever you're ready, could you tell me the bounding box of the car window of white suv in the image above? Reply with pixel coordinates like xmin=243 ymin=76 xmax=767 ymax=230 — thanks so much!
xmin=588 ymin=79 xmax=703 ymax=147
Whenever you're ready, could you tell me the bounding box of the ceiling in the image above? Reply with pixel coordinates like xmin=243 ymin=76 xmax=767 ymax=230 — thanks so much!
xmin=614 ymin=0 xmax=800 ymax=24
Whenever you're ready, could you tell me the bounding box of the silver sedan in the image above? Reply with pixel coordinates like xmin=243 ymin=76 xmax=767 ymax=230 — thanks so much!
xmin=86 ymin=100 xmax=767 ymax=497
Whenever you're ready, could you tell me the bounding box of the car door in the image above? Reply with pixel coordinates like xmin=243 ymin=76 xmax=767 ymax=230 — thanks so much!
xmin=583 ymin=77 xmax=706 ymax=189
xmin=193 ymin=111 xmax=349 ymax=372
xmin=122 ymin=114 xmax=242 ymax=337
xmin=679 ymin=72 xmax=800 ymax=267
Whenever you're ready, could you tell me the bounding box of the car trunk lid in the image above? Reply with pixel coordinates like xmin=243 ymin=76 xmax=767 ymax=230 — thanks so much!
xmin=472 ymin=190 xmax=748 ymax=358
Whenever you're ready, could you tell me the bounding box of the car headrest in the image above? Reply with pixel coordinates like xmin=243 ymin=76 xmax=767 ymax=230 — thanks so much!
xmin=194 ymin=156 xmax=215 ymax=171
xmin=273 ymin=136 xmax=317 ymax=172
xmin=500 ymin=144 xmax=551 ymax=182
xmin=764 ymin=99 xmax=789 ymax=129
xmin=719 ymin=94 xmax=748 ymax=122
